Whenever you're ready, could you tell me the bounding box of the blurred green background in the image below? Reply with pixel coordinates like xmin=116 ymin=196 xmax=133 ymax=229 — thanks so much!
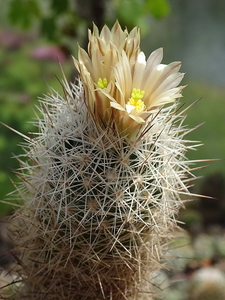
xmin=0 ymin=0 xmax=225 ymax=217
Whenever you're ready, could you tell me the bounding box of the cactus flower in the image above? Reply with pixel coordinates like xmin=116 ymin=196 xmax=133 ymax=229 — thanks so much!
xmin=75 ymin=22 xmax=184 ymax=139
xmin=74 ymin=22 xmax=140 ymax=132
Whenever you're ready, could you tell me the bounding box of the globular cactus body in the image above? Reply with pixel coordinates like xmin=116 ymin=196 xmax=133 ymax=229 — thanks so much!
xmin=4 ymin=22 xmax=196 ymax=300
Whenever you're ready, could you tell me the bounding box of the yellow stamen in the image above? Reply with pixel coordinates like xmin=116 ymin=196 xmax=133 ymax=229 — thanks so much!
xmin=127 ymin=88 xmax=145 ymax=112
xmin=97 ymin=78 xmax=108 ymax=89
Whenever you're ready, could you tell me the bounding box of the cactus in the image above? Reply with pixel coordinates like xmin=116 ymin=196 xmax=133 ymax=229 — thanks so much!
xmin=3 ymin=22 xmax=197 ymax=300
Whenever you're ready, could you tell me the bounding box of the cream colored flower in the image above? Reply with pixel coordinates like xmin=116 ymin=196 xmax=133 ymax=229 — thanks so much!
xmin=73 ymin=22 xmax=140 ymax=121
xmin=103 ymin=48 xmax=184 ymax=138
xmin=74 ymin=22 xmax=185 ymax=139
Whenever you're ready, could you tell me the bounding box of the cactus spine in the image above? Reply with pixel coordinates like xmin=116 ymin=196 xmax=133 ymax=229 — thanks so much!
xmin=4 ymin=22 xmax=197 ymax=299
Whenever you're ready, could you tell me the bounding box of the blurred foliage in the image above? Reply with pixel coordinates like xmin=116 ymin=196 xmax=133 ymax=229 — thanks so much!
xmin=183 ymin=83 xmax=225 ymax=179
xmin=8 ymin=0 xmax=41 ymax=29
xmin=115 ymin=0 xmax=170 ymax=32
xmin=7 ymin=0 xmax=171 ymax=45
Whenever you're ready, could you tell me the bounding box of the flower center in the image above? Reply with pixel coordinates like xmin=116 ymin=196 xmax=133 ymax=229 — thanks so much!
xmin=97 ymin=78 xmax=108 ymax=89
xmin=127 ymin=88 xmax=145 ymax=112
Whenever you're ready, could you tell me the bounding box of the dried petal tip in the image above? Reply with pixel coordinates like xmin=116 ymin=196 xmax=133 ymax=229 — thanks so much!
xmin=74 ymin=22 xmax=185 ymax=140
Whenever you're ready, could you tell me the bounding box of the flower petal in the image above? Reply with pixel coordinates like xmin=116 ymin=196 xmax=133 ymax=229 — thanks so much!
xmin=149 ymin=72 xmax=184 ymax=101
xmin=132 ymin=52 xmax=146 ymax=88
